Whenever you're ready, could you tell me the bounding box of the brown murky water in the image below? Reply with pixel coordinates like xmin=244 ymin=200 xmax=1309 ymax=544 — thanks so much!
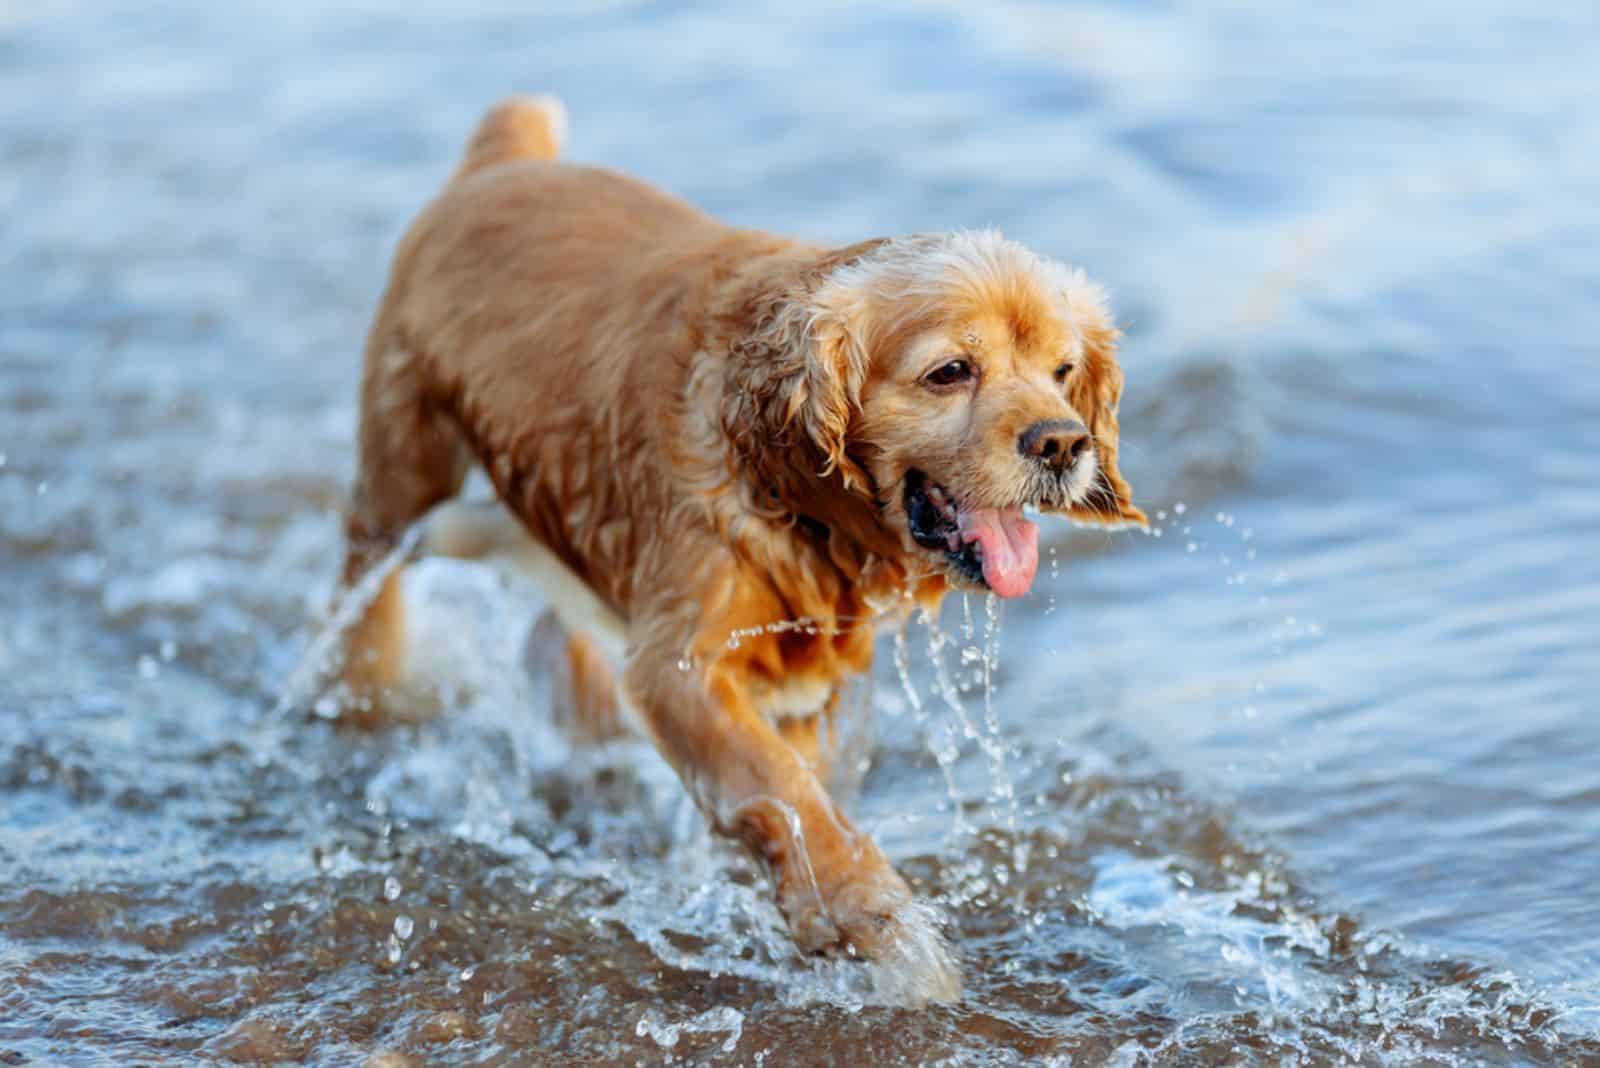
xmin=4 ymin=2 xmax=1599 ymax=1064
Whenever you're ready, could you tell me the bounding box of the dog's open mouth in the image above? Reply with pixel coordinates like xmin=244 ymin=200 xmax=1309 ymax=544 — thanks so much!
xmin=903 ymin=469 xmax=1040 ymax=598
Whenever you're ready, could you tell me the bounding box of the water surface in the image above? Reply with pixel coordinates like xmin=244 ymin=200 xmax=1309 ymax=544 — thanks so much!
xmin=3 ymin=1 xmax=1598 ymax=1064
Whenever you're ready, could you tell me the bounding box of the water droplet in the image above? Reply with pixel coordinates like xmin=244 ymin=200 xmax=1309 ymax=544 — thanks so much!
xmin=159 ymin=639 xmax=177 ymax=661
xmin=1173 ymin=501 xmax=1187 ymax=515
xmin=386 ymin=938 xmax=402 ymax=964
xmin=460 ymin=965 xmax=476 ymax=982
xmin=394 ymin=915 xmax=414 ymax=940
xmin=137 ymin=654 xmax=159 ymax=679
xmin=313 ymin=695 xmax=341 ymax=720
xmin=1186 ymin=542 xmax=1198 ymax=553
xmin=383 ymin=876 xmax=401 ymax=901
xmin=676 ymin=657 xmax=693 ymax=672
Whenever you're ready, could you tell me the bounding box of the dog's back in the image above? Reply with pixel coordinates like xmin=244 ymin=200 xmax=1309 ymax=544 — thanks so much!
xmin=345 ymin=99 xmax=795 ymax=619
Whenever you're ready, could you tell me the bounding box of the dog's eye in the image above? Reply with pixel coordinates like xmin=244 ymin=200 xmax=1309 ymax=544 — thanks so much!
xmin=1054 ymin=363 xmax=1075 ymax=383
xmin=924 ymin=359 xmax=973 ymax=388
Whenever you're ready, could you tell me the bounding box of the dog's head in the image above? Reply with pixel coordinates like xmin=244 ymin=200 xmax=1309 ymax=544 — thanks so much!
xmin=727 ymin=230 xmax=1143 ymax=599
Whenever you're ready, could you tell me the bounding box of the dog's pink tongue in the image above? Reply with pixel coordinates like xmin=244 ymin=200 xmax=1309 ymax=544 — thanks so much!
xmin=957 ymin=507 xmax=1039 ymax=598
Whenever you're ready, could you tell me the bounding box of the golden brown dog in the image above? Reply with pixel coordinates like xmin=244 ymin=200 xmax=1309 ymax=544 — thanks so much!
xmin=336 ymin=95 xmax=1144 ymax=999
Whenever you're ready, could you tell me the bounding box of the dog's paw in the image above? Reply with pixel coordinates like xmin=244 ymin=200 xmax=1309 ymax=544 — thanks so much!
xmin=779 ymin=867 xmax=962 ymax=1005
xmin=859 ymin=900 xmax=962 ymax=1006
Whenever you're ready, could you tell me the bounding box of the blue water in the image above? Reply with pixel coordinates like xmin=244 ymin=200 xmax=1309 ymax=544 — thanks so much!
xmin=3 ymin=2 xmax=1597 ymax=1063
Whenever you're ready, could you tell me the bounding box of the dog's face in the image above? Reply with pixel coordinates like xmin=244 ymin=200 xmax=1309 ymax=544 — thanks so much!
xmin=799 ymin=233 xmax=1145 ymax=598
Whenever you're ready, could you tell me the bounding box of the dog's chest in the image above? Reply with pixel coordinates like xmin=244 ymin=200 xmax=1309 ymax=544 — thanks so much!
xmin=737 ymin=617 xmax=884 ymax=722
xmin=748 ymin=672 xmax=836 ymax=721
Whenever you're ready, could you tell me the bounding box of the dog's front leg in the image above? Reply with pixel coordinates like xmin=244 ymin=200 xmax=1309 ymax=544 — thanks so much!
xmin=624 ymin=636 xmax=920 ymax=964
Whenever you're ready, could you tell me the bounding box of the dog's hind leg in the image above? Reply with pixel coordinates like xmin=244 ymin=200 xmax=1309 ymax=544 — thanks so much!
xmin=337 ymin=331 xmax=472 ymax=718
xmin=424 ymin=498 xmax=630 ymax=742
xmin=522 ymin=614 xmax=627 ymax=744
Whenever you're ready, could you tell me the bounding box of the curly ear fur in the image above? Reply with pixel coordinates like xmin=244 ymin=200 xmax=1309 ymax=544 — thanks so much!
xmin=1065 ymin=296 xmax=1147 ymax=528
xmin=723 ymin=241 xmax=886 ymax=502
xmin=795 ymin=303 xmax=873 ymax=494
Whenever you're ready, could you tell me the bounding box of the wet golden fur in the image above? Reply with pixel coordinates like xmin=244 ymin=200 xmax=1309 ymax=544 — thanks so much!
xmin=335 ymin=96 xmax=1142 ymax=1000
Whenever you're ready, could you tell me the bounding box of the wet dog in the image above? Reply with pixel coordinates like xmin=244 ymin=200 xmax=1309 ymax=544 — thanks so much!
xmin=336 ymin=96 xmax=1144 ymax=1001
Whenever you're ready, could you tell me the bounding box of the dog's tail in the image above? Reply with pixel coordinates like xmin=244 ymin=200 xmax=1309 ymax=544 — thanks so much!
xmin=452 ymin=94 xmax=567 ymax=182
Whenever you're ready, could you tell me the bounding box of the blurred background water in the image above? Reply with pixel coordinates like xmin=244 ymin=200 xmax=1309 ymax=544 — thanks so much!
xmin=2 ymin=1 xmax=1598 ymax=1064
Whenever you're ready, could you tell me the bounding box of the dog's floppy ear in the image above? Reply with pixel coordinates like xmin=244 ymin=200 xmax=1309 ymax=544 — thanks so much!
xmin=725 ymin=240 xmax=887 ymax=499
xmin=1064 ymin=295 xmax=1147 ymax=528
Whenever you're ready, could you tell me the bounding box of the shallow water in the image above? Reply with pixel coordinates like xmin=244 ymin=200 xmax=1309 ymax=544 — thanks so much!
xmin=4 ymin=1 xmax=1599 ymax=1064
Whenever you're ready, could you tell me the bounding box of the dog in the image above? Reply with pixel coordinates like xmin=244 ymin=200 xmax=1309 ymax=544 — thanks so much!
xmin=335 ymin=95 xmax=1144 ymax=1000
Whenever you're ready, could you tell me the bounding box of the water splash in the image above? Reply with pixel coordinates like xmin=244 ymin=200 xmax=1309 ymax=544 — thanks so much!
xmin=979 ymin=593 xmax=1025 ymax=873
xmin=893 ymin=619 xmax=969 ymax=847
xmin=271 ymin=525 xmax=424 ymax=720
xmin=635 ymin=1005 xmax=745 ymax=1054
xmin=910 ymin=599 xmax=1023 ymax=879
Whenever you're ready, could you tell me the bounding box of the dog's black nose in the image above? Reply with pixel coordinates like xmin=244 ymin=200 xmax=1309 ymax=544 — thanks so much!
xmin=1018 ymin=420 xmax=1091 ymax=471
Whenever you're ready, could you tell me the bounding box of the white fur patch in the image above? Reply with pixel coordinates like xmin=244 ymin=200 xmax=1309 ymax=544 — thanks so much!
xmin=822 ymin=228 xmax=1112 ymax=339
xmin=752 ymin=674 xmax=834 ymax=721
